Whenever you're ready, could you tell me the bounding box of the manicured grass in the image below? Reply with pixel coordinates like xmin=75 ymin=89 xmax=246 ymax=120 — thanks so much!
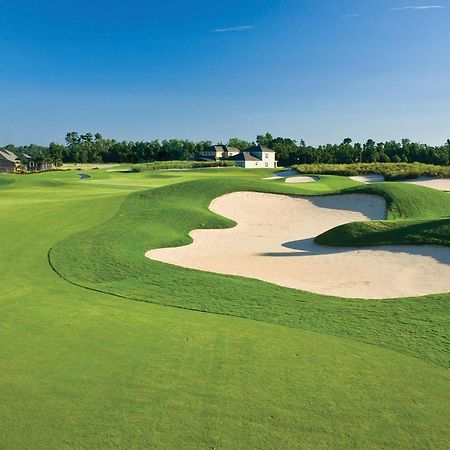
xmin=50 ymin=175 xmax=450 ymax=367
xmin=316 ymin=218 xmax=450 ymax=247
xmin=0 ymin=175 xmax=15 ymax=187
xmin=315 ymin=183 xmax=450 ymax=246
xmin=1 ymin=168 xmax=449 ymax=449
xmin=347 ymin=182 xmax=450 ymax=220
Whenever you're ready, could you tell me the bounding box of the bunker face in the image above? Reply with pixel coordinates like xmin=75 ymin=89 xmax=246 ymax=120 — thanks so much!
xmin=402 ymin=177 xmax=450 ymax=192
xmin=146 ymin=192 xmax=450 ymax=299
xmin=350 ymin=174 xmax=450 ymax=192
xmin=264 ymin=171 xmax=318 ymax=184
xmin=350 ymin=174 xmax=386 ymax=183
xmin=264 ymin=170 xmax=298 ymax=180
xmin=285 ymin=176 xmax=318 ymax=184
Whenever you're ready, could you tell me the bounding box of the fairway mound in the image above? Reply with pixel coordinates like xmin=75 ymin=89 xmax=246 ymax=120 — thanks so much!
xmin=146 ymin=192 xmax=450 ymax=299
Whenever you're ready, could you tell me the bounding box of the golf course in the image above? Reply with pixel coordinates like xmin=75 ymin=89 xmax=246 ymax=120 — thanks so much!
xmin=1 ymin=167 xmax=449 ymax=449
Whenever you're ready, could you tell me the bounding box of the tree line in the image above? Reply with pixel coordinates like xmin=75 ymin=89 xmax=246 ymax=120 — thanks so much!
xmin=3 ymin=132 xmax=450 ymax=167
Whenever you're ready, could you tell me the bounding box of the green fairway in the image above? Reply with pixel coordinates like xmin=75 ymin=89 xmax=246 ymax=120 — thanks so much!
xmin=1 ymin=168 xmax=449 ymax=449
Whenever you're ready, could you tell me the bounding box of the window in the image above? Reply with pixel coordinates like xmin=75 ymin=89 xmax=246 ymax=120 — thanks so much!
xmin=265 ymin=153 xmax=268 ymax=158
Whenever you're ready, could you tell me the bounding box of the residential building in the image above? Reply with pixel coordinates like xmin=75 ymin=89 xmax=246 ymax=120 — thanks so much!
xmin=0 ymin=148 xmax=53 ymax=173
xmin=229 ymin=145 xmax=277 ymax=169
xmin=197 ymin=144 xmax=277 ymax=169
xmin=198 ymin=145 xmax=240 ymax=161
xmin=0 ymin=149 xmax=19 ymax=173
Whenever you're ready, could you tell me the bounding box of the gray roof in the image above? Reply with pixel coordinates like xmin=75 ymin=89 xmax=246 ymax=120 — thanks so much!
xmin=17 ymin=152 xmax=32 ymax=160
xmin=0 ymin=149 xmax=19 ymax=163
xmin=245 ymin=145 xmax=275 ymax=153
xmin=229 ymin=151 xmax=262 ymax=162
xmin=204 ymin=145 xmax=240 ymax=153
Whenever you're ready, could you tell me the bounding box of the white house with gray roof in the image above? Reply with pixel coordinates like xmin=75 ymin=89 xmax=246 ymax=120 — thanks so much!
xmin=198 ymin=145 xmax=241 ymax=161
xmin=229 ymin=146 xmax=277 ymax=169
xmin=198 ymin=144 xmax=277 ymax=169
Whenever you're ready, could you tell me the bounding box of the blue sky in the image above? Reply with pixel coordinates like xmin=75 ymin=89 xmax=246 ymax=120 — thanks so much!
xmin=1 ymin=0 xmax=449 ymax=145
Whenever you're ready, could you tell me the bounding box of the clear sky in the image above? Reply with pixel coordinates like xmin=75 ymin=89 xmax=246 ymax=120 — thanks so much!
xmin=1 ymin=0 xmax=449 ymax=146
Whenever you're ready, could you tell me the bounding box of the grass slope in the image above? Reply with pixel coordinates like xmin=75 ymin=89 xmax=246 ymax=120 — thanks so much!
xmin=348 ymin=182 xmax=450 ymax=220
xmin=1 ymin=169 xmax=449 ymax=449
xmin=316 ymin=218 xmax=450 ymax=247
xmin=50 ymin=175 xmax=450 ymax=367
xmin=316 ymin=183 xmax=450 ymax=247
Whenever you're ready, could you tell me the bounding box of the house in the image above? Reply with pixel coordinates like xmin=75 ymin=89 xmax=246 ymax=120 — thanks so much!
xmin=197 ymin=144 xmax=277 ymax=169
xmin=0 ymin=149 xmax=19 ymax=173
xmin=229 ymin=145 xmax=277 ymax=169
xmin=198 ymin=145 xmax=241 ymax=161
xmin=0 ymin=148 xmax=53 ymax=173
xmin=18 ymin=152 xmax=53 ymax=172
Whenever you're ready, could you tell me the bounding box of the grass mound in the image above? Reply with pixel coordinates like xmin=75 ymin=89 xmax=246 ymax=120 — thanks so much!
xmin=50 ymin=176 xmax=450 ymax=367
xmin=316 ymin=182 xmax=450 ymax=247
xmin=2 ymin=169 xmax=450 ymax=448
xmin=346 ymin=182 xmax=450 ymax=220
xmin=316 ymin=218 xmax=450 ymax=247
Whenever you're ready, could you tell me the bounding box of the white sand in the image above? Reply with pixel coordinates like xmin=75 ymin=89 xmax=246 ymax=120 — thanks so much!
xmin=350 ymin=174 xmax=386 ymax=183
xmin=350 ymin=174 xmax=450 ymax=191
xmin=264 ymin=170 xmax=298 ymax=180
xmin=264 ymin=171 xmax=318 ymax=183
xmin=285 ymin=176 xmax=318 ymax=184
xmin=401 ymin=177 xmax=450 ymax=192
xmin=146 ymin=192 xmax=450 ymax=299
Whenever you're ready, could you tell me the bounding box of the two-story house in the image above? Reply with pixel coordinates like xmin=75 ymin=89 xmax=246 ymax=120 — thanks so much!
xmin=198 ymin=144 xmax=277 ymax=169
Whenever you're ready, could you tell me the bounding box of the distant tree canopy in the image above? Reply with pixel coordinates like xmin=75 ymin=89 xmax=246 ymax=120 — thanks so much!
xmin=3 ymin=132 xmax=450 ymax=167
xmin=227 ymin=138 xmax=254 ymax=150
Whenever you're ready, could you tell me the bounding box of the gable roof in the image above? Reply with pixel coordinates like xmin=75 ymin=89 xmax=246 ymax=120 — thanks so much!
xmin=223 ymin=146 xmax=240 ymax=153
xmin=204 ymin=145 xmax=240 ymax=153
xmin=229 ymin=151 xmax=262 ymax=162
xmin=16 ymin=152 xmax=32 ymax=160
xmin=245 ymin=145 xmax=275 ymax=153
xmin=0 ymin=149 xmax=19 ymax=163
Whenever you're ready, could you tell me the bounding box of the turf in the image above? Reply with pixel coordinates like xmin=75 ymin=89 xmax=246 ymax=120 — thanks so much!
xmin=49 ymin=175 xmax=450 ymax=367
xmin=1 ymin=168 xmax=449 ymax=449
xmin=347 ymin=182 xmax=450 ymax=220
xmin=315 ymin=183 xmax=450 ymax=247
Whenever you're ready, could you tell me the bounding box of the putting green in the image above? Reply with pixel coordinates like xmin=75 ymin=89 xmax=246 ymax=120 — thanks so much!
xmin=1 ymin=168 xmax=449 ymax=449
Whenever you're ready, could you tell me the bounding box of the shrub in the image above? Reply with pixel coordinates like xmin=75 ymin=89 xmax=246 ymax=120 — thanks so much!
xmin=292 ymin=162 xmax=450 ymax=180
xmin=131 ymin=160 xmax=235 ymax=172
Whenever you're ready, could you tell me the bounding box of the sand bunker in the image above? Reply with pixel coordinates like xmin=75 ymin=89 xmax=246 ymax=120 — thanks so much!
xmin=285 ymin=176 xmax=318 ymax=184
xmin=401 ymin=177 xmax=450 ymax=192
xmin=264 ymin=170 xmax=299 ymax=180
xmin=350 ymin=174 xmax=386 ymax=183
xmin=146 ymin=192 xmax=450 ymax=299
xmin=350 ymin=174 xmax=450 ymax=191
xmin=265 ymin=171 xmax=318 ymax=184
